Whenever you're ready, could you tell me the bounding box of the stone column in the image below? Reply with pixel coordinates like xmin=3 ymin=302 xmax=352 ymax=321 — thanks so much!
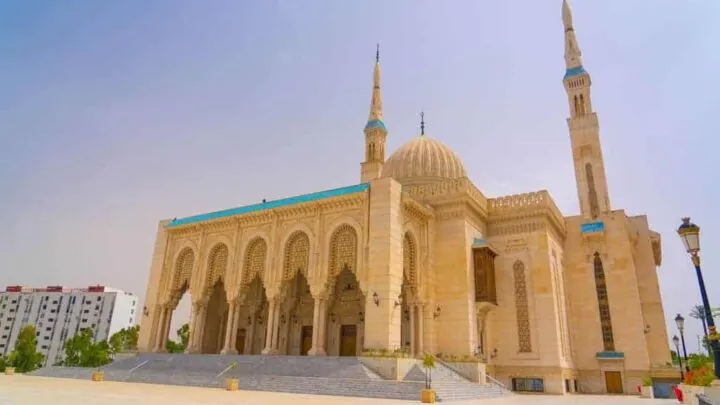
xmin=417 ymin=304 xmax=425 ymax=356
xmin=409 ymin=305 xmax=416 ymax=356
xmin=272 ymin=307 xmax=284 ymax=351
xmin=194 ymin=304 xmax=208 ymax=353
xmin=221 ymin=301 xmax=236 ymax=354
xmin=228 ymin=302 xmax=241 ymax=354
xmin=319 ymin=298 xmax=328 ymax=353
xmin=246 ymin=312 xmax=256 ymax=354
xmin=262 ymin=300 xmax=277 ymax=354
xmin=152 ymin=305 xmax=166 ymax=352
xmin=308 ymin=297 xmax=325 ymax=355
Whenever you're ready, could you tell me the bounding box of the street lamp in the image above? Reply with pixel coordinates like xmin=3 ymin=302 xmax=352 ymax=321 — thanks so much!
xmin=678 ymin=217 xmax=720 ymax=380
xmin=675 ymin=314 xmax=690 ymax=372
xmin=673 ymin=335 xmax=684 ymax=380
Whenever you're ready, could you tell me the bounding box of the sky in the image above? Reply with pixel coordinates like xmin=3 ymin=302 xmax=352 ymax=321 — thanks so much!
xmin=1 ymin=0 xmax=719 ymax=353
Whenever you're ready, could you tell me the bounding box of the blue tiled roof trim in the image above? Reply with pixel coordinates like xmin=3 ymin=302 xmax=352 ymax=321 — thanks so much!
xmin=472 ymin=238 xmax=488 ymax=247
xmin=564 ymin=66 xmax=587 ymax=79
xmin=581 ymin=222 xmax=605 ymax=233
xmin=596 ymin=351 xmax=624 ymax=359
xmin=365 ymin=119 xmax=387 ymax=131
xmin=165 ymin=183 xmax=370 ymax=228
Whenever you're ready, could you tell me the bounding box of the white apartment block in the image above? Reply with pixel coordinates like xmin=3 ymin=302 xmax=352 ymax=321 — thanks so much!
xmin=0 ymin=285 xmax=138 ymax=367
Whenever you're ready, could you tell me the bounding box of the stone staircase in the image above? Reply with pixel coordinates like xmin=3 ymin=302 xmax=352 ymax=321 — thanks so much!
xmin=30 ymin=354 xmax=508 ymax=402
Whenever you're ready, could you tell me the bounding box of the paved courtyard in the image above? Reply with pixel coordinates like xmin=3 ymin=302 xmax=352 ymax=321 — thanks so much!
xmin=0 ymin=375 xmax=679 ymax=405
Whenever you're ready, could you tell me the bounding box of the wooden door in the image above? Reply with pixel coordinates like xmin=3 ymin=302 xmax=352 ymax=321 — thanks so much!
xmin=235 ymin=329 xmax=246 ymax=354
xmin=339 ymin=325 xmax=357 ymax=356
xmin=301 ymin=326 xmax=313 ymax=356
xmin=604 ymin=371 xmax=623 ymax=394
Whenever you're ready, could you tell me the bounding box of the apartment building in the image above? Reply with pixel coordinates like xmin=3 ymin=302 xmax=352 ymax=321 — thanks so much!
xmin=0 ymin=285 xmax=138 ymax=367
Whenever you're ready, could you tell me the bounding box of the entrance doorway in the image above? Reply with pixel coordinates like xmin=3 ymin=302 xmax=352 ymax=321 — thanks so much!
xmin=604 ymin=371 xmax=623 ymax=394
xmin=339 ymin=325 xmax=357 ymax=356
xmin=301 ymin=326 xmax=313 ymax=355
xmin=235 ymin=329 xmax=246 ymax=354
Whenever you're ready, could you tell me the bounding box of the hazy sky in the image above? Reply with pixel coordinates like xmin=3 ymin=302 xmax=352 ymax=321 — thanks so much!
xmin=1 ymin=1 xmax=719 ymax=352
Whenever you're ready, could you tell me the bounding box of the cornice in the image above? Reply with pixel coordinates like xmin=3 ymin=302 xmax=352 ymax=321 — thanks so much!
xmin=166 ymin=193 xmax=365 ymax=237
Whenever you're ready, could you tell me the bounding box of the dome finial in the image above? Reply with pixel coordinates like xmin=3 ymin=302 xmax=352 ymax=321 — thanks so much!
xmin=376 ymin=43 xmax=380 ymax=63
xmin=420 ymin=111 xmax=425 ymax=136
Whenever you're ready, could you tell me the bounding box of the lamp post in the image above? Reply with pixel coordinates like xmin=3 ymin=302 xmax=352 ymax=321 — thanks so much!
xmin=673 ymin=335 xmax=684 ymax=380
xmin=677 ymin=217 xmax=720 ymax=380
xmin=675 ymin=314 xmax=690 ymax=372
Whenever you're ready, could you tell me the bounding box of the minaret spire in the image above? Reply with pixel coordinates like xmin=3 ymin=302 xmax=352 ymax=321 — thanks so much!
xmin=563 ymin=0 xmax=583 ymax=69
xmin=361 ymin=45 xmax=388 ymax=183
xmin=562 ymin=1 xmax=611 ymax=220
xmin=367 ymin=44 xmax=384 ymax=124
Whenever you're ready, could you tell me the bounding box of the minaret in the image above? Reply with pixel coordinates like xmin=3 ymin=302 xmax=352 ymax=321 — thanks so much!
xmin=562 ymin=0 xmax=611 ymax=220
xmin=361 ymin=44 xmax=388 ymax=183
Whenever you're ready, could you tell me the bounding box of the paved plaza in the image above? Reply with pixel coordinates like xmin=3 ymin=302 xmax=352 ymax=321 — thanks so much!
xmin=0 ymin=375 xmax=679 ymax=405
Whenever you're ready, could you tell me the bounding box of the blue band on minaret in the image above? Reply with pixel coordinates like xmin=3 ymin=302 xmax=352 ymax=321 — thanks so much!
xmin=564 ymin=66 xmax=587 ymax=79
xmin=365 ymin=120 xmax=386 ymax=131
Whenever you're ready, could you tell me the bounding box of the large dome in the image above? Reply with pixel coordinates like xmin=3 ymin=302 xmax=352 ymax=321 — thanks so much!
xmin=382 ymin=136 xmax=467 ymax=185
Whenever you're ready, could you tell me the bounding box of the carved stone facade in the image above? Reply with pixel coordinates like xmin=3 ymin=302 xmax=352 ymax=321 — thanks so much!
xmin=138 ymin=0 xmax=672 ymax=397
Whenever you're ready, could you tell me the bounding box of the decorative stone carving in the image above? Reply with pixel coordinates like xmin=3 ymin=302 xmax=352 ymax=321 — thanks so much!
xmin=328 ymin=225 xmax=357 ymax=280
xmin=202 ymin=243 xmax=229 ymax=297
xmin=283 ymin=231 xmax=310 ymax=280
xmin=242 ymin=238 xmax=267 ymax=285
xmin=593 ymin=252 xmax=615 ymax=351
xmin=513 ymin=260 xmax=532 ymax=353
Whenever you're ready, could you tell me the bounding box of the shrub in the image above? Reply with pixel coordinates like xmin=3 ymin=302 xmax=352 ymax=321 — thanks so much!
xmin=642 ymin=376 xmax=653 ymax=387
xmin=683 ymin=366 xmax=715 ymax=387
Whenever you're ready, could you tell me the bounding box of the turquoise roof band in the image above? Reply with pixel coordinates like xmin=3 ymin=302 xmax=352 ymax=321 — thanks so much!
xmin=596 ymin=351 xmax=624 ymax=359
xmin=564 ymin=66 xmax=587 ymax=79
xmin=365 ymin=120 xmax=387 ymax=131
xmin=165 ymin=183 xmax=370 ymax=228
xmin=472 ymin=238 xmax=488 ymax=247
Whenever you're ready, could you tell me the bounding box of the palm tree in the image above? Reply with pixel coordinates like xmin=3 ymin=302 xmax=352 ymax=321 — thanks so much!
xmin=690 ymin=305 xmax=709 ymax=337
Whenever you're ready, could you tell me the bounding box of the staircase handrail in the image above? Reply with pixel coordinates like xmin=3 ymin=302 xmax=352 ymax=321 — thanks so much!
xmin=485 ymin=373 xmax=507 ymax=390
xmin=433 ymin=358 xmax=473 ymax=383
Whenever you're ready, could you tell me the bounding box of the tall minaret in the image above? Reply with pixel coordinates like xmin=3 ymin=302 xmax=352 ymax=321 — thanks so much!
xmin=562 ymin=0 xmax=611 ymax=220
xmin=361 ymin=45 xmax=388 ymax=183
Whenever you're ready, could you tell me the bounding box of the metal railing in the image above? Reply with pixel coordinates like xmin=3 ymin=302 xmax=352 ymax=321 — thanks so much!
xmin=698 ymin=393 xmax=716 ymax=405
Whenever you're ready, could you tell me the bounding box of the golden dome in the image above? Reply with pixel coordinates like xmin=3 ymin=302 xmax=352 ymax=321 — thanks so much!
xmin=382 ymin=136 xmax=467 ymax=185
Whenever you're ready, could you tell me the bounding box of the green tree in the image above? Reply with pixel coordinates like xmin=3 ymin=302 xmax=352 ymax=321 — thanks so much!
xmin=690 ymin=305 xmax=709 ymax=337
xmin=7 ymin=325 xmax=44 ymax=373
xmin=108 ymin=325 xmax=140 ymax=356
xmin=165 ymin=323 xmax=189 ymax=353
xmin=0 ymin=356 xmax=7 ymax=372
xmin=63 ymin=329 xmax=112 ymax=367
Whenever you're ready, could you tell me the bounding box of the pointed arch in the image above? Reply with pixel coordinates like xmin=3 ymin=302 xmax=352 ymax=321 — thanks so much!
xmin=328 ymin=224 xmax=358 ymax=280
xmin=242 ymin=237 xmax=267 ymax=285
xmin=403 ymin=232 xmax=418 ymax=287
xmin=202 ymin=243 xmax=229 ymax=296
xmin=283 ymin=231 xmax=310 ymax=280
xmin=593 ymin=252 xmax=615 ymax=351
xmin=513 ymin=260 xmax=532 ymax=353
xmin=169 ymin=247 xmax=194 ymax=307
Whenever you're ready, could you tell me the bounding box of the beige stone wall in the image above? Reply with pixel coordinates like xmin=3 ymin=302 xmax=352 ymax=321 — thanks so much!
xmin=628 ymin=215 xmax=672 ymax=368
xmin=138 ymin=220 xmax=171 ymax=352
xmin=564 ymin=211 xmax=656 ymax=393
xmin=364 ymin=177 xmax=403 ymax=350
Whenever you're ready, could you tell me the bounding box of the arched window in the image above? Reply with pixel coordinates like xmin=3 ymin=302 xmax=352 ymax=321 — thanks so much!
xmin=513 ymin=260 xmax=532 ymax=353
xmin=573 ymin=95 xmax=579 ymax=116
xmin=328 ymin=224 xmax=358 ymax=279
xmin=593 ymin=253 xmax=615 ymax=351
xmin=578 ymin=94 xmax=586 ymax=115
xmin=283 ymin=231 xmax=310 ymax=280
xmin=242 ymin=238 xmax=267 ymax=285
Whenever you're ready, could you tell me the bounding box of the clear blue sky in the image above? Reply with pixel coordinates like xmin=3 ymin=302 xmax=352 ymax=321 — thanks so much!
xmin=1 ymin=1 xmax=719 ymax=352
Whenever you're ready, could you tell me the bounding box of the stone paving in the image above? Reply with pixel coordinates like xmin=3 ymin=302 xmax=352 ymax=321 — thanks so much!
xmin=0 ymin=375 xmax=679 ymax=405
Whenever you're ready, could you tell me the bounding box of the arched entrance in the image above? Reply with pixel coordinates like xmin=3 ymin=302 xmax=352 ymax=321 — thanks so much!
xmin=202 ymin=280 xmax=228 ymax=354
xmin=277 ymin=272 xmax=314 ymax=355
xmin=320 ymin=224 xmax=364 ymax=357
xmin=236 ymin=275 xmax=269 ymax=354
xmin=400 ymin=232 xmax=422 ymax=357
xmin=155 ymin=247 xmax=195 ymax=352
xmin=327 ymin=265 xmax=365 ymax=356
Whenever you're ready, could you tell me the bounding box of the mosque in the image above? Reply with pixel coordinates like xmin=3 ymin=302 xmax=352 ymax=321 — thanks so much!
xmin=138 ymin=1 xmax=676 ymax=395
